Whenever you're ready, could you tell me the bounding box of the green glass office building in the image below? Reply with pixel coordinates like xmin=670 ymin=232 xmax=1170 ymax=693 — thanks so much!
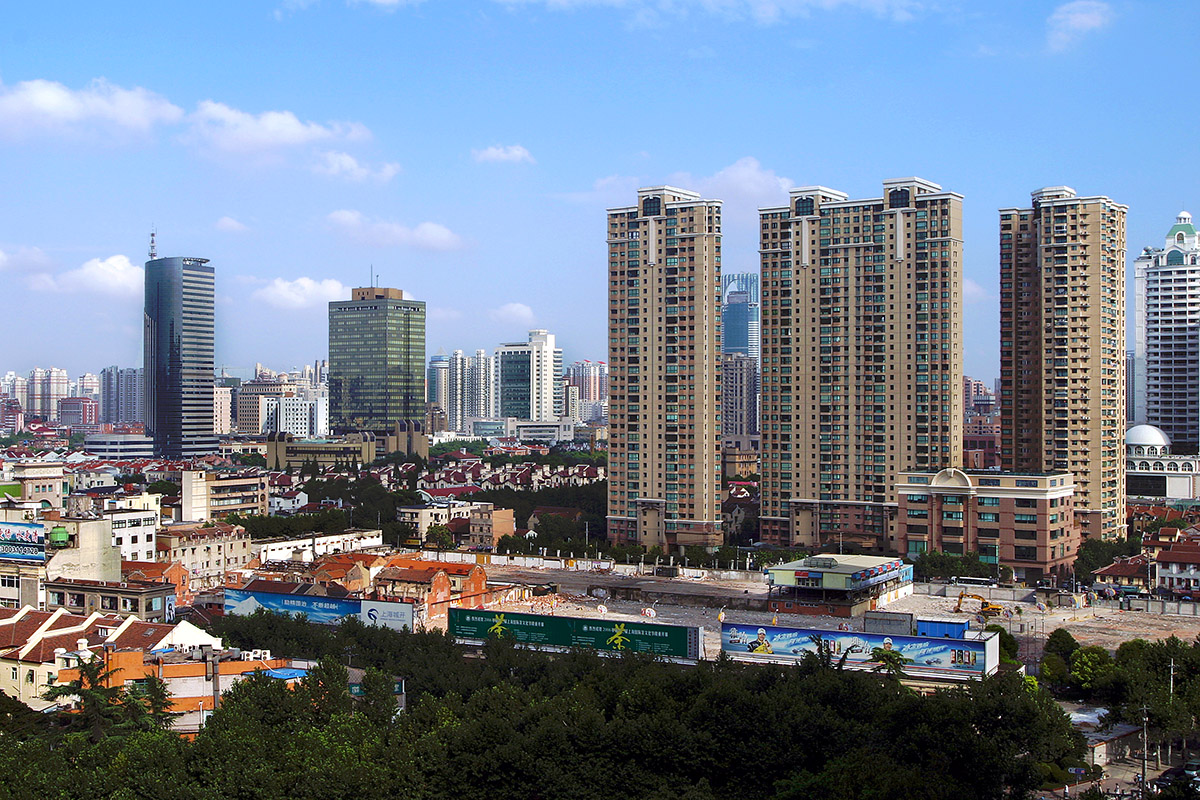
xmin=328 ymin=287 xmax=426 ymax=440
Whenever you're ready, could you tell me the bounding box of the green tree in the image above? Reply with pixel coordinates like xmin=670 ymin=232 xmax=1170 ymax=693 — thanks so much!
xmin=1069 ymin=646 xmax=1114 ymax=692
xmin=43 ymin=656 xmax=137 ymax=742
xmin=985 ymin=624 xmax=1019 ymax=663
xmin=425 ymin=523 xmax=453 ymax=550
xmin=869 ymin=646 xmax=912 ymax=680
xmin=358 ymin=667 xmax=399 ymax=729
xmin=146 ymin=480 xmax=180 ymax=496
xmin=1045 ymin=628 xmax=1080 ymax=662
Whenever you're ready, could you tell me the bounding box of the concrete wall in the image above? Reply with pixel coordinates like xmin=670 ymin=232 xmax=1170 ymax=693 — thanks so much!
xmin=414 ymin=549 xmax=766 ymax=583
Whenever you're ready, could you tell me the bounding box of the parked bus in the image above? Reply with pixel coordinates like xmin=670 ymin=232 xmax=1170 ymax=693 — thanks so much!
xmin=950 ymin=576 xmax=997 ymax=588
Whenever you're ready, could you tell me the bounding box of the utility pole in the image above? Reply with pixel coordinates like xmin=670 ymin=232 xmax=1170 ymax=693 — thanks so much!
xmin=1142 ymin=703 xmax=1149 ymax=800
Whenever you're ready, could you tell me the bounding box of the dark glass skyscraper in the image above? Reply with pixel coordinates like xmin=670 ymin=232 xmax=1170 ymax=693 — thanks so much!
xmin=144 ymin=256 xmax=217 ymax=458
xmin=329 ymin=287 xmax=426 ymax=441
xmin=721 ymin=273 xmax=760 ymax=360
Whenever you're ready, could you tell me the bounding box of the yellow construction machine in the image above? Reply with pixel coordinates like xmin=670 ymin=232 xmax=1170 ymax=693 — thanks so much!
xmin=954 ymin=591 xmax=1003 ymax=617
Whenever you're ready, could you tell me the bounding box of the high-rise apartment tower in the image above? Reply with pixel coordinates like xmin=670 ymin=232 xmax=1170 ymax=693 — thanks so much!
xmin=606 ymin=186 xmax=723 ymax=550
xmin=758 ymin=178 xmax=964 ymax=549
xmin=1134 ymin=211 xmax=1200 ymax=446
xmin=1000 ymin=187 xmax=1127 ymax=540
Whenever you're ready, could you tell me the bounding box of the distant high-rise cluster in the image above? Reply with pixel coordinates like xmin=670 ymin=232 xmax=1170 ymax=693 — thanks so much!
xmin=431 ymin=331 xmax=569 ymax=436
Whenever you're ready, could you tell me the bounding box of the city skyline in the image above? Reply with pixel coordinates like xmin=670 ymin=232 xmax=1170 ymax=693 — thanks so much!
xmin=2 ymin=3 xmax=1197 ymax=380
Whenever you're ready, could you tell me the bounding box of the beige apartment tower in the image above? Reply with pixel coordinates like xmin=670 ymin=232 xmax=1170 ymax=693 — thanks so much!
xmin=1000 ymin=187 xmax=1127 ymax=540
xmin=606 ymin=186 xmax=723 ymax=551
xmin=759 ymin=178 xmax=964 ymax=550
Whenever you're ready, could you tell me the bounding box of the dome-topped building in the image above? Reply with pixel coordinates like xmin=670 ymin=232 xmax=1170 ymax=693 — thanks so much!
xmin=1134 ymin=213 xmax=1200 ymax=447
xmin=1126 ymin=424 xmax=1172 ymax=453
xmin=1127 ymin=424 xmax=1200 ymax=500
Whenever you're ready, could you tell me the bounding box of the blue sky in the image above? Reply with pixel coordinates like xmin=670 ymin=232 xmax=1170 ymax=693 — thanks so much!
xmin=1 ymin=0 xmax=1196 ymax=384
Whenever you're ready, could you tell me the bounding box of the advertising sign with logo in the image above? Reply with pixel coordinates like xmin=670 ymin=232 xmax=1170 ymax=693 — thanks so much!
xmin=720 ymin=622 xmax=994 ymax=677
xmin=448 ymin=608 xmax=700 ymax=659
xmin=0 ymin=521 xmax=45 ymax=563
xmin=359 ymin=600 xmax=414 ymax=632
xmin=225 ymin=588 xmax=360 ymax=625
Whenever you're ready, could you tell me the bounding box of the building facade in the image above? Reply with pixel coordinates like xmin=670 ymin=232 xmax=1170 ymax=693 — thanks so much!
xmin=100 ymin=366 xmax=144 ymax=425
xmin=721 ymin=353 xmax=759 ymax=441
xmin=606 ymin=186 xmax=723 ymax=550
xmin=759 ymin=178 xmax=964 ymax=550
xmin=144 ymin=255 xmax=217 ymax=458
xmin=1133 ymin=211 xmax=1200 ymax=446
xmin=1000 ymin=187 xmax=1127 ymax=540
xmin=492 ymin=330 xmax=562 ymax=422
xmin=179 ymin=470 xmax=268 ymax=521
xmin=895 ymin=468 xmax=1080 ymax=584
xmin=328 ymin=287 xmax=426 ymax=445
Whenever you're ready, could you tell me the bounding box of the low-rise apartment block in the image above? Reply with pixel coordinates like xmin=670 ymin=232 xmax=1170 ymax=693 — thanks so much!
xmin=895 ymin=468 xmax=1080 ymax=585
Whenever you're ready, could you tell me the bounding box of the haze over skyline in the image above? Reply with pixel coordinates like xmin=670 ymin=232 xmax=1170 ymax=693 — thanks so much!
xmin=2 ymin=1 xmax=1196 ymax=381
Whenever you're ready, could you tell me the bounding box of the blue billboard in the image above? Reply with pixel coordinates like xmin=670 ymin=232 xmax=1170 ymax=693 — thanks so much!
xmin=225 ymin=588 xmax=360 ymax=625
xmin=0 ymin=521 xmax=45 ymax=563
xmin=720 ymin=623 xmax=994 ymax=677
xmin=226 ymin=589 xmax=414 ymax=631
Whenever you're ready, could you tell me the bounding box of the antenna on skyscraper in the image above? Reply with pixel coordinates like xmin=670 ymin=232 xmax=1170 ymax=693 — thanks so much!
xmin=149 ymin=228 xmax=157 ymax=260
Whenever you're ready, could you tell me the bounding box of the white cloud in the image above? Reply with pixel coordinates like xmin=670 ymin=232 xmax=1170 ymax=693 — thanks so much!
xmin=489 ymin=302 xmax=536 ymax=326
xmin=670 ymin=156 xmax=793 ymax=209
xmin=30 ymin=255 xmax=143 ymax=297
xmin=0 ymin=78 xmax=183 ymax=139
xmin=215 ymin=216 xmax=249 ymax=232
xmin=1046 ymin=0 xmax=1112 ymax=51
xmin=492 ymin=0 xmax=922 ymax=24
xmin=963 ymin=277 xmax=990 ymax=304
xmin=327 ymin=209 xmax=464 ymax=250
xmin=313 ymin=150 xmax=401 ymax=181
xmin=351 ymin=0 xmax=425 ymax=6
xmin=0 ymin=246 xmax=52 ymax=272
xmin=472 ymin=144 xmax=535 ymax=164
xmin=253 ymin=277 xmax=348 ymax=309
xmin=187 ymin=100 xmax=370 ymax=153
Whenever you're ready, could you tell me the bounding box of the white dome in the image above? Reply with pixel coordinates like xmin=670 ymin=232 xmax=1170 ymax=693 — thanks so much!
xmin=1126 ymin=424 xmax=1172 ymax=448
xmin=1178 ymin=211 xmax=1192 ymax=224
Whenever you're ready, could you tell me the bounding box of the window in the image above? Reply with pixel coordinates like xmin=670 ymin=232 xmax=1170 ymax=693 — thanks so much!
xmin=0 ymin=575 xmax=17 ymax=589
xmin=100 ymin=596 xmax=118 ymax=611
xmin=1014 ymin=514 xmax=1037 ymax=524
xmin=978 ymin=512 xmax=999 ymax=523
xmin=978 ymin=497 xmax=1000 ymax=506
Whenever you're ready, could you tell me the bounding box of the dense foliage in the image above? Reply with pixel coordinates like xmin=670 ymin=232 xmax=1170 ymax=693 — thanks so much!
xmin=1073 ymin=533 xmax=1142 ymax=582
xmin=1041 ymin=627 xmax=1200 ymax=749
xmin=0 ymin=609 xmax=1087 ymax=799
xmin=910 ymin=550 xmax=1013 ymax=583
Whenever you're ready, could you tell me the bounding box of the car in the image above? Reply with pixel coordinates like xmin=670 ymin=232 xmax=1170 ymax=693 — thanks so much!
xmin=1182 ymin=758 xmax=1200 ymax=777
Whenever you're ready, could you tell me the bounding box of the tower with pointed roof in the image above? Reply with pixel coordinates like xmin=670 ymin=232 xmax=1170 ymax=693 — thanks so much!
xmin=1134 ymin=211 xmax=1200 ymax=447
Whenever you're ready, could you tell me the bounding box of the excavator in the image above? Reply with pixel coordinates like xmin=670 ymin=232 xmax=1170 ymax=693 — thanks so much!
xmin=954 ymin=591 xmax=1004 ymax=617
